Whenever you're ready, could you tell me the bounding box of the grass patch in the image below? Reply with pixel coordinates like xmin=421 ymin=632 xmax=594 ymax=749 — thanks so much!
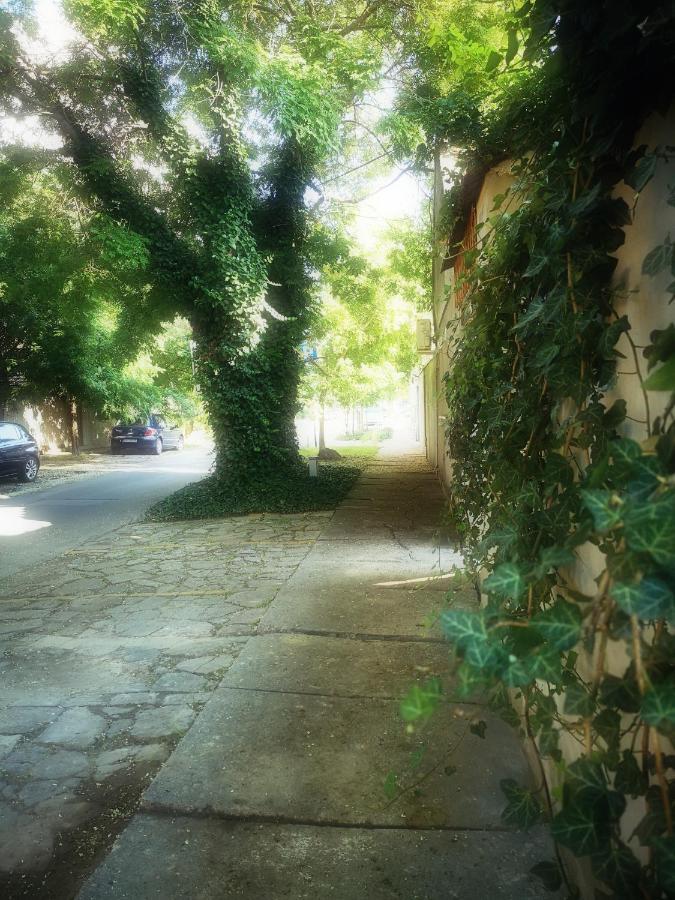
xmin=144 ymin=458 xmax=370 ymax=521
xmin=300 ymin=445 xmax=379 ymax=458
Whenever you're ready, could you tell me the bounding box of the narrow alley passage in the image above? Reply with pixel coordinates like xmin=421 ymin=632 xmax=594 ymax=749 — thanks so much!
xmin=76 ymin=451 xmax=556 ymax=899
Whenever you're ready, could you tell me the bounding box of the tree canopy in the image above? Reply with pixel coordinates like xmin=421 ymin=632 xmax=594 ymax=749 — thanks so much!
xmin=0 ymin=0 xmax=412 ymax=473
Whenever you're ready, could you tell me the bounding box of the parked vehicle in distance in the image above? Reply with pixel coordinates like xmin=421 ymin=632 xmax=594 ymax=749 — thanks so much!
xmin=110 ymin=416 xmax=184 ymax=455
xmin=0 ymin=422 xmax=41 ymax=482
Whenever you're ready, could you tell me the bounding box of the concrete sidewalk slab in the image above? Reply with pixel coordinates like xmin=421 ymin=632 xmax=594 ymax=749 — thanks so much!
xmin=220 ymin=633 xmax=455 ymax=699
xmin=71 ymin=449 xmax=559 ymax=899
xmin=142 ymin=687 xmax=527 ymax=829
xmin=79 ymin=816 xmax=555 ymax=900
xmin=260 ymin=584 xmax=447 ymax=637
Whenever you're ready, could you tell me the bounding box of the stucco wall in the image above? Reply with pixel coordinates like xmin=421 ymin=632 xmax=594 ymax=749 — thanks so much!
xmin=426 ymin=108 xmax=675 ymax=898
xmin=4 ymin=400 xmax=113 ymax=452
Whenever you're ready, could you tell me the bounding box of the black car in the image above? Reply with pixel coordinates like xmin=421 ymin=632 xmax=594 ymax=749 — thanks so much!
xmin=110 ymin=415 xmax=184 ymax=455
xmin=0 ymin=422 xmax=40 ymax=483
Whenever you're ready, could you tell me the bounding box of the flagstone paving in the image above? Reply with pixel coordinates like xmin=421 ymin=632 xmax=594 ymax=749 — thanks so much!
xmin=0 ymin=513 xmax=328 ymax=897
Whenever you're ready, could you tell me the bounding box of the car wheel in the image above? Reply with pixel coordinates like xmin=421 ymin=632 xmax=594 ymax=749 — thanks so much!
xmin=19 ymin=456 xmax=39 ymax=483
xmin=153 ymin=438 xmax=163 ymax=456
xmin=176 ymin=435 xmax=184 ymax=451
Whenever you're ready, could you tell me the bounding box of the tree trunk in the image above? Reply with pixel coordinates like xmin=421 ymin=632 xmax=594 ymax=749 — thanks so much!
xmin=318 ymin=401 xmax=326 ymax=453
xmin=191 ymin=139 xmax=314 ymax=484
xmin=194 ymin=315 xmax=304 ymax=480
xmin=67 ymin=397 xmax=80 ymax=455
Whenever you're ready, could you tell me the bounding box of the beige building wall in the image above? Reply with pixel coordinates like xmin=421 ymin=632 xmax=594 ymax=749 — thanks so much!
xmin=5 ymin=399 xmax=113 ymax=452
xmin=425 ymin=108 xmax=674 ymax=897
xmin=557 ymin=107 xmax=675 ymax=896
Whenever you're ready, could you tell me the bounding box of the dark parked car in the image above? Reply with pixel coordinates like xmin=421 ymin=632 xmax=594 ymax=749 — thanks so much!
xmin=110 ymin=415 xmax=184 ymax=455
xmin=0 ymin=422 xmax=40 ymax=482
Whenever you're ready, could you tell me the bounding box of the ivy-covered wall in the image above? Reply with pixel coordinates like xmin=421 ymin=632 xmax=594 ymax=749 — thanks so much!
xmin=425 ymin=104 xmax=675 ymax=898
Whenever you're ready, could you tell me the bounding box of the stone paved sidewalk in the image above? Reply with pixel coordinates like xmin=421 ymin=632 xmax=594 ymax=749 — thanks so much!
xmin=77 ymin=452 xmax=559 ymax=899
xmin=0 ymin=511 xmax=328 ymax=897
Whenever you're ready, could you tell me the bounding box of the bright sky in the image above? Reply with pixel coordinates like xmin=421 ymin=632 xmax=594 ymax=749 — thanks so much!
xmin=351 ymin=169 xmax=429 ymax=256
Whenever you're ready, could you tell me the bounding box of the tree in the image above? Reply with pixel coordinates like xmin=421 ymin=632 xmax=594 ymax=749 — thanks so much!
xmin=301 ymin=232 xmax=417 ymax=452
xmin=0 ymin=0 xmax=407 ymax=484
xmin=0 ymin=153 xmax=198 ymax=440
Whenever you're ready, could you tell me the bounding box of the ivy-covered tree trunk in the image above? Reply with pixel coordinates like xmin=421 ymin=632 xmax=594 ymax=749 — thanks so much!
xmin=195 ymin=317 xmax=304 ymax=478
xmin=192 ymin=140 xmax=312 ymax=480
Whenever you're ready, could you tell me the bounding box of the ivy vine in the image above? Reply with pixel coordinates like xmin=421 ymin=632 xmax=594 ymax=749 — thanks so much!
xmin=403 ymin=2 xmax=675 ymax=897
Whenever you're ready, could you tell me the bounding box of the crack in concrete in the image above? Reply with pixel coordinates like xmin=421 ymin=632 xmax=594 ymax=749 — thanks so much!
xmin=139 ymin=804 xmax=516 ymax=834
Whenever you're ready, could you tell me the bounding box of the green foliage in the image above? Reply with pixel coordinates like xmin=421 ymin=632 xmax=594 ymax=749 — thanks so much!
xmin=144 ymin=459 xmax=365 ymax=521
xmin=500 ymin=778 xmax=542 ymax=829
xmin=2 ymin=0 xmax=399 ymax=481
xmin=393 ymin=0 xmax=675 ymax=895
xmin=300 ymin=232 xmax=416 ymax=415
xmin=400 ymin=679 xmax=442 ymax=724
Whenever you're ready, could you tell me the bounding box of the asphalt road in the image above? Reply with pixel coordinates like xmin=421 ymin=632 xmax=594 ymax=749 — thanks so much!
xmin=0 ymin=446 xmax=214 ymax=583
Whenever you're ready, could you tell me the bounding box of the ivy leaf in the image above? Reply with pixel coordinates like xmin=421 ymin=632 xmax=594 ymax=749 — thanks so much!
xmin=591 ymin=840 xmax=642 ymax=895
xmin=600 ymin=673 xmax=641 ymax=713
xmin=599 ymin=315 xmax=630 ymax=358
xmin=603 ymin=398 xmax=627 ymax=428
xmin=500 ymin=778 xmax=542 ymax=829
xmin=400 ymin=679 xmax=442 ymax=723
xmin=551 ymin=788 xmax=610 ymax=855
xmin=538 ymin=726 xmax=561 ymax=761
xmin=653 ymin=836 xmax=675 ymax=894
xmin=483 ymin=563 xmax=526 ymax=600
xmin=610 ymin=577 xmax=675 ymax=622
xmin=513 ymin=296 xmax=544 ymax=327
xmin=593 ymin=708 xmax=621 ymax=753
xmin=566 ymin=758 xmax=606 ymax=794
xmin=534 ymin=545 xmax=575 ymax=578
xmin=642 ymin=238 xmax=672 ymax=277
xmin=440 ymin=610 xmax=488 ymax=659
xmin=611 ymin=437 xmax=642 ymax=469
xmin=625 ymin=154 xmax=658 ymax=192
xmin=624 ymin=494 xmax=675 ymax=567
xmin=644 ymin=324 xmax=675 ymax=371
xmin=478 ymin=525 xmax=518 ymax=553
xmin=529 ymin=860 xmax=563 ymax=892
xmin=643 ymin=356 xmax=675 ymax=391
xmin=529 ymin=645 xmax=564 ymax=684
xmin=532 ymin=342 xmax=559 ymax=370
xmin=580 ymin=489 xmax=623 ymax=532
xmin=614 ymin=749 xmax=648 ymax=797
xmin=569 ymin=182 xmax=602 ymax=217
xmin=625 ymin=455 xmax=665 ymax=501
xmin=532 ymin=600 xmax=582 ymax=650
xmin=633 ymin=785 xmax=670 ymax=845
xmin=641 ymin=681 xmax=675 ymax=733
xmin=563 ymin=681 xmax=595 ymax=717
